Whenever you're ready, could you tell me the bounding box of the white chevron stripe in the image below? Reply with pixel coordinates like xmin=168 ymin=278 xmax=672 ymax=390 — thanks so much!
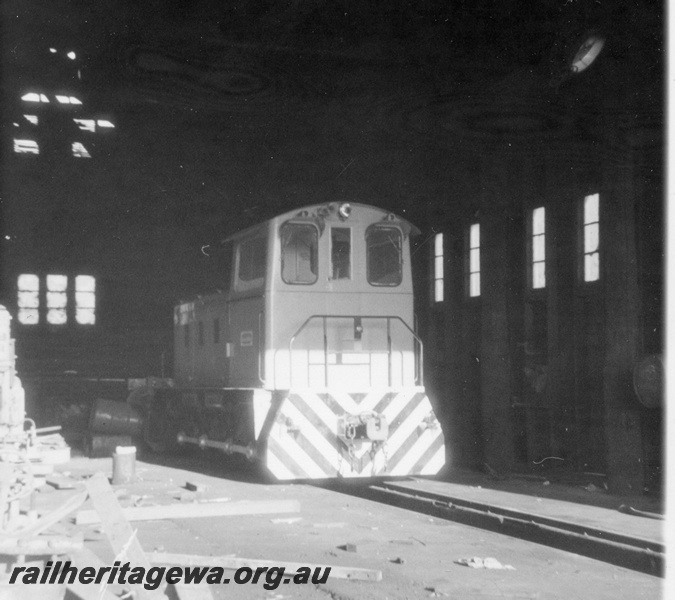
xmin=381 ymin=388 xmax=419 ymax=425
xmin=282 ymin=401 xmax=340 ymax=472
xmin=291 ymin=390 xmax=340 ymax=426
xmin=388 ymin=428 xmax=443 ymax=476
xmin=418 ymin=444 xmax=446 ymax=475
xmin=266 ymin=446 xmax=297 ymax=481
xmin=266 ymin=387 xmax=445 ymax=479
xmin=325 ymin=390 xmax=362 ymax=414
xmin=383 ymin=398 xmax=431 ymax=456
xmin=277 ymin=431 xmax=328 ymax=479
xmin=330 ymin=389 xmax=388 ymax=413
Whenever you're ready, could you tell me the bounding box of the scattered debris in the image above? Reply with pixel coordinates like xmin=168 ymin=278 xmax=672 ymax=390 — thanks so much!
xmin=425 ymin=586 xmax=450 ymax=597
xmin=313 ymin=522 xmax=346 ymax=528
xmin=389 ymin=557 xmax=406 ymax=564
xmin=270 ymin=517 xmax=302 ymax=524
xmin=337 ymin=543 xmax=357 ymax=553
xmin=455 ymin=557 xmax=515 ymax=570
xmin=200 ymin=496 xmax=230 ymax=503
xmin=129 ymin=494 xmax=150 ymax=507
xmin=185 ymin=481 xmax=208 ymax=493
xmin=175 ymin=490 xmax=198 ymax=502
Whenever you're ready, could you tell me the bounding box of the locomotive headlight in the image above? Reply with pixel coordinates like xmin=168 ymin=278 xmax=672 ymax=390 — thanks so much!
xmin=338 ymin=203 xmax=352 ymax=220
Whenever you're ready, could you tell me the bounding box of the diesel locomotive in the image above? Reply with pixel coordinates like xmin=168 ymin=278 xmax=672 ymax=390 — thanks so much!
xmin=133 ymin=202 xmax=446 ymax=479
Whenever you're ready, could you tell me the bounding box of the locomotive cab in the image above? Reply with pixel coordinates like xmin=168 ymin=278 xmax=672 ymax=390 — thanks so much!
xmin=170 ymin=203 xmax=446 ymax=479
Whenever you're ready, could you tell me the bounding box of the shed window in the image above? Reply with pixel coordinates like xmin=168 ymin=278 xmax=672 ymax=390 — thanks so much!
xmin=75 ymin=275 xmax=96 ymax=324
xmin=17 ymin=274 xmax=40 ymax=325
xmin=468 ymin=223 xmax=480 ymax=297
xmin=531 ymin=207 xmax=546 ymax=289
xmin=433 ymin=233 xmax=444 ymax=302
xmin=46 ymin=275 xmax=68 ymax=325
xmin=281 ymin=223 xmax=318 ymax=284
xmin=583 ymin=193 xmax=600 ymax=282
xmin=366 ymin=226 xmax=402 ymax=286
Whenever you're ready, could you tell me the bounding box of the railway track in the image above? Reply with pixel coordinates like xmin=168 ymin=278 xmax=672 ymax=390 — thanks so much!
xmin=319 ymin=478 xmax=664 ymax=578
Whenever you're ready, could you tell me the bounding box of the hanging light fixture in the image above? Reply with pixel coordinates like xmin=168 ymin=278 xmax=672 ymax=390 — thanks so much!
xmin=570 ymin=32 xmax=606 ymax=74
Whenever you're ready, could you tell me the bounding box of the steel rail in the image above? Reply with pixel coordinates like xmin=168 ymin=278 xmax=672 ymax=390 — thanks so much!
xmin=319 ymin=480 xmax=664 ymax=578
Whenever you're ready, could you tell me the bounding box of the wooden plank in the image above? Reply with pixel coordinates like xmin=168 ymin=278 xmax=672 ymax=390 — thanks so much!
xmin=11 ymin=489 xmax=87 ymax=538
xmin=149 ymin=551 xmax=383 ymax=582
xmin=75 ymin=499 xmax=301 ymax=525
xmin=0 ymin=533 xmax=83 ymax=555
xmin=173 ymin=583 xmax=214 ymax=600
xmin=46 ymin=474 xmax=77 ymax=489
xmin=85 ymin=472 xmax=164 ymax=600
xmin=66 ymin=548 xmax=123 ymax=600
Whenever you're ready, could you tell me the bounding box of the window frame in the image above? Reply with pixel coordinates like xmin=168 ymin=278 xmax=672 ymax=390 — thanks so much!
xmin=46 ymin=274 xmax=69 ymax=326
xmin=365 ymin=225 xmax=403 ymax=287
xmin=74 ymin=274 xmax=96 ymax=325
xmin=579 ymin=192 xmax=601 ymax=285
xmin=432 ymin=232 xmax=444 ymax=303
xmin=17 ymin=274 xmax=40 ymax=325
xmin=330 ymin=226 xmax=352 ymax=281
xmin=233 ymin=232 xmax=267 ymax=293
xmin=280 ymin=221 xmax=319 ymax=285
xmin=529 ymin=206 xmax=546 ymax=291
xmin=466 ymin=222 xmax=481 ymax=298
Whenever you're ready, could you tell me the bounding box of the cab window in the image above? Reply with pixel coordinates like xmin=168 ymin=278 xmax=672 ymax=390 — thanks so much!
xmin=234 ymin=234 xmax=266 ymax=292
xmin=366 ymin=226 xmax=402 ymax=286
xmin=280 ymin=223 xmax=318 ymax=284
xmin=331 ymin=227 xmax=351 ymax=279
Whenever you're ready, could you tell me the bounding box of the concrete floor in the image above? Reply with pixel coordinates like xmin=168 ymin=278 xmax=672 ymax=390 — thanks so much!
xmin=10 ymin=454 xmax=663 ymax=600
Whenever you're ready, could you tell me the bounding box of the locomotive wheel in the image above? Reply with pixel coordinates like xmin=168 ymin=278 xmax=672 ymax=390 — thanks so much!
xmin=128 ymin=387 xmax=181 ymax=454
xmin=143 ymin=393 xmax=183 ymax=453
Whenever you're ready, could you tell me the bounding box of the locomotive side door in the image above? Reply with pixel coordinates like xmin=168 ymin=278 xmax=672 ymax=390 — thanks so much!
xmin=228 ymin=231 xmax=267 ymax=388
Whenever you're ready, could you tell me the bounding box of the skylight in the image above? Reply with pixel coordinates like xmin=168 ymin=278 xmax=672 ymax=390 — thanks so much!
xmin=14 ymin=139 xmax=39 ymax=154
xmin=72 ymin=142 xmax=91 ymax=158
xmin=74 ymin=119 xmax=96 ymax=132
xmin=22 ymin=93 xmax=50 ymax=103
xmin=55 ymin=95 xmax=83 ymax=105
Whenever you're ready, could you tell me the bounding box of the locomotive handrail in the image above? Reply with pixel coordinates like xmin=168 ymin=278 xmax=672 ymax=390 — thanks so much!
xmin=286 ymin=314 xmax=424 ymax=388
xmin=258 ymin=311 xmax=265 ymax=386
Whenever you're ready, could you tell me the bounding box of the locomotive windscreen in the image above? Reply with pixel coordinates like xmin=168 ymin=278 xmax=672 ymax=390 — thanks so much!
xmin=366 ymin=225 xmax=402 ymax=286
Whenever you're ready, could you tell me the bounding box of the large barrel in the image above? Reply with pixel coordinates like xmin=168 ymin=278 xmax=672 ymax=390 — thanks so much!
xmin=89 ymin=398 xmax=143 ymax=436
